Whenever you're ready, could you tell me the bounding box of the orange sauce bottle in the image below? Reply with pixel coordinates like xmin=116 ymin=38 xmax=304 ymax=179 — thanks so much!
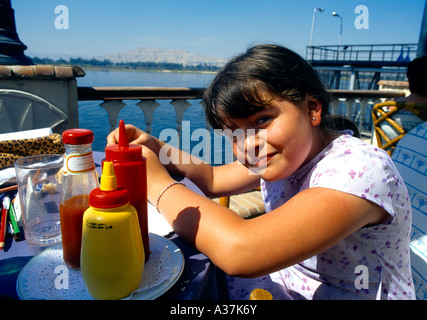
xmin=60 ymin=129 xmax=99 ymax=270
xmin=59 ymin=194 xmax=89 ymax=269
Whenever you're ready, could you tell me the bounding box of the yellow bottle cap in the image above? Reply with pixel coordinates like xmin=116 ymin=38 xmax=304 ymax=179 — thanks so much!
xmin=100 ymin=161 xmax=117 ymax=191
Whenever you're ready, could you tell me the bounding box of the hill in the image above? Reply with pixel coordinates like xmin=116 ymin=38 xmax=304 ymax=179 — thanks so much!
xmin=98 ymin=48 xmax=227 ymax=67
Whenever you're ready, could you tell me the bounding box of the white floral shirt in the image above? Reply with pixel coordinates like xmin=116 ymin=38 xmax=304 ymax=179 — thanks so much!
xmin=227 ymin=134 xmax=415 ymax=300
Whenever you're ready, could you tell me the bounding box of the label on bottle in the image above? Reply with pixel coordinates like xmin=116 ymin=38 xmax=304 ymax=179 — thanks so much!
xmin=86 ymin=222 xmax=113 ymax=230
xmin=63 ymin=152 xmax=96 ymax=175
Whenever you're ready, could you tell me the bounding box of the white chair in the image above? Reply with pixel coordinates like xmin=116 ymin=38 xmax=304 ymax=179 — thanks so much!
xmin=0 ymin=89 xmax=68 ymax=133
xmin=392 ymin=121 xmax=427 ymax=300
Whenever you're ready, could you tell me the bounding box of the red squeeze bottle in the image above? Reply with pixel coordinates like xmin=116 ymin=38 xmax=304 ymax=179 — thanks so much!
xmin=104 ymin=120 xmax=149 ymax=261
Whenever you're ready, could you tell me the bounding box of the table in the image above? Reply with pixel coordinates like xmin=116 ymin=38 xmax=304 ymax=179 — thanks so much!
xmin=0 ymin=152 xmax=229 ymax=300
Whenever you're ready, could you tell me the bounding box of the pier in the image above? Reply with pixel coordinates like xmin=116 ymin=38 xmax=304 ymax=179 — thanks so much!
xmin=307 ymin=43 xmax=417 ymax=90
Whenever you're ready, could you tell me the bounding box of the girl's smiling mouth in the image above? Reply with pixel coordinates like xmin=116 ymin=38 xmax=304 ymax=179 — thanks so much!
xmin=248 ymin=152 xmax=276 ymax=169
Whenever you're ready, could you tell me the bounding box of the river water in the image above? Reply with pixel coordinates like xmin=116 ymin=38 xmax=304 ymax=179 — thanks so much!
xmin=76 ymin=70 xmax=216 ymax=152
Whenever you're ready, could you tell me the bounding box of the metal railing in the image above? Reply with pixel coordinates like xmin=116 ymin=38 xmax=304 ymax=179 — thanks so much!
xmin=307 ymin=43 xmax=418 ymax=63
xmin=77 ymin=86 xmax=406 ymax=136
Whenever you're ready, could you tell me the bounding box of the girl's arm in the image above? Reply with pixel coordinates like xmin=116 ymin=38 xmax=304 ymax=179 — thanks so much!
xmin=106 ymin=124 xmax=259 ymax=197
xmin=144 ymin=146 xmax=389 ymax=278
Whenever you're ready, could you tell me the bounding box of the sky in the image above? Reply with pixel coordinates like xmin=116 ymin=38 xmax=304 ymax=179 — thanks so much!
xmin=11 ymin=0 xmax=426 ymax=60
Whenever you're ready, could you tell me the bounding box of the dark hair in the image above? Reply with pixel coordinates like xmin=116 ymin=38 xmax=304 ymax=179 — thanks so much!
xmin=202 ymin=44 xmax=331 ymax=129
xmin=330 ymin=115 xmax=360 ymax=138
xmin=407 ymin=56 xmax=427 ymax=94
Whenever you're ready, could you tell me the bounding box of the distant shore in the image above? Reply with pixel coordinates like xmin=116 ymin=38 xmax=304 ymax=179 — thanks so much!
xmin=29 ymin=56 xmax=222 ymax=75
xmin=80 ymin=66 xmax=218 ymax=74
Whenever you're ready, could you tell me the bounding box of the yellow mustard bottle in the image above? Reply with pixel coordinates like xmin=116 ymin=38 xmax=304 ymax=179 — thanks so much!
xmin=81 ymin=161 xmax=144 ymax=300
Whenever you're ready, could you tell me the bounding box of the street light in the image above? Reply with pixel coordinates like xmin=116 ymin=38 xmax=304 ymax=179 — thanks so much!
xmin=0 ymin=0 xmax=33 ymax=65
xmin=309 ymin=8 xmax=324 ymax=59
xmin=332 ymin=11 xmax=343 ymax=60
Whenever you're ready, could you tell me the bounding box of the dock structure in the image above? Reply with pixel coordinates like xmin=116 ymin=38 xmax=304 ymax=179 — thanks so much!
xmin=307 ymin=43 xmax=417 ymax=90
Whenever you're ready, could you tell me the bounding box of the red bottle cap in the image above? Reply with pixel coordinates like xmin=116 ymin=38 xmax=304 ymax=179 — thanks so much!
xmin=62 ymin=129 xmax=94 ymax=145
xmin=89 ymin=187 xmax=130 ymax=208
xmin=105 ymin=120 xmax=143 ymax=161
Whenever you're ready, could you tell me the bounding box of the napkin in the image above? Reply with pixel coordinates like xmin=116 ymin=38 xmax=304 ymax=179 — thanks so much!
xmin=0 ymin=128 xmax=64 ymax=185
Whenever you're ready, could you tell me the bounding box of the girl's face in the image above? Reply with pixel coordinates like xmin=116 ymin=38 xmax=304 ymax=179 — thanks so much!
xmin=228 ymin=98 xmax=323 ymax=181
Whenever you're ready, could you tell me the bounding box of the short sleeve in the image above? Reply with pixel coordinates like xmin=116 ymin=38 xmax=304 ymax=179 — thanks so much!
xmin=308 ymin=140 xmax=407 ymax=219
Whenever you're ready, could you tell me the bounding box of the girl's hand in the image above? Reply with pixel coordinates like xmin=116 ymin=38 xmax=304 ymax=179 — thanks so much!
xmin=106 ymin=124 xmax=159 ymax=152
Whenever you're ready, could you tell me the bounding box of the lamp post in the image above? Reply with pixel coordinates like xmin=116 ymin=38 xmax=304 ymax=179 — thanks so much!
xmin=0 ymin=0 xmax=33 ymax=65
xmin=417 ymin=0 xmax=427 ymax=57
xmin=309 ymin=7 xmax=323 ymax=60
xmin=332 ymin=11 xmax=343 ymax=60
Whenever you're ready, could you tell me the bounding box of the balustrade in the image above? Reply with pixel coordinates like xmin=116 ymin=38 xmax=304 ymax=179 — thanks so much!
xmin=77 ymin=87 xmax=405 ymax=137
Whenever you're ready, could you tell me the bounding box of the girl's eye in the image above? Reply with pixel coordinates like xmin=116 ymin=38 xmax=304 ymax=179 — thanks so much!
xmin=255 ymin=116 xmax=272 ymax=126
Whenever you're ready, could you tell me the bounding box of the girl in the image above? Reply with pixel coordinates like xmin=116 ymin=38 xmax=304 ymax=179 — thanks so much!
xmin=107 ymin=44 xmax=415 ymax=300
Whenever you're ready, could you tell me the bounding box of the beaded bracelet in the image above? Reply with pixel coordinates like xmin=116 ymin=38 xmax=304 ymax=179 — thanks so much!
xmin=155 ymin=182 xmax=185 ymax=213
